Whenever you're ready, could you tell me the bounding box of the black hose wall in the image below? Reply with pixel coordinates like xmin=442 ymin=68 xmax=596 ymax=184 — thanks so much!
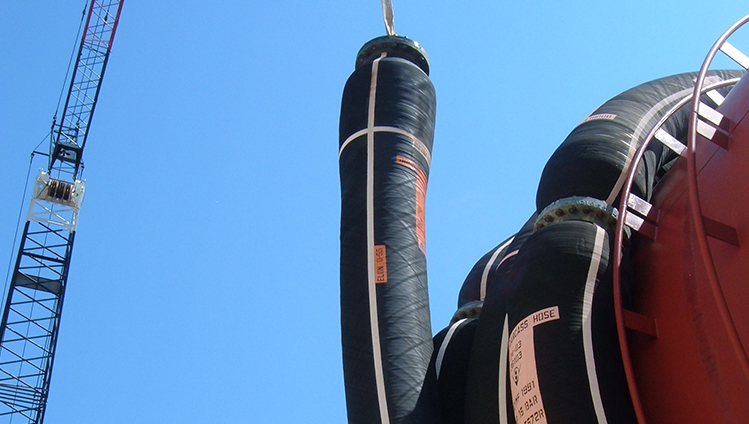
xmin=339 ymin=36 xmax=437 ymax=424
xmin=506 ymin=220 xmax=635 ymax=424
xmin=459 ymin=70 xmax=742 ymax=424
xmin=536 ymin=70 xmax=742 ymax=210
xmin=461 ymin=214 xmax=537 ymax=424
xmin=428 ymin=318 xmax=478 ymax=424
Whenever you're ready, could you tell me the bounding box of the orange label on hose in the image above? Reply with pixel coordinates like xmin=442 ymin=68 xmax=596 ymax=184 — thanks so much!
xmin=509 ymin=306 xmax=560 ymax=424
xmin=374 ymin=245 xmax=387 ymax=283
xmin=395 ymin=155 xmax=428 ymax=254
xmin=415 ymin=166 xmax=427 ymax=254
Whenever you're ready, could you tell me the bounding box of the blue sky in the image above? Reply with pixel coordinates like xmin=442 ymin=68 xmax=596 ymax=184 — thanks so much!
xmin=1 ymin=1 xmax=748 ymax=423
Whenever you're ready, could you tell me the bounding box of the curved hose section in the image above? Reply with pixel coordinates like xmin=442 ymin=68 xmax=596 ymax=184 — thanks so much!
xmin=497 ymin=71 xmax=738 ymax=424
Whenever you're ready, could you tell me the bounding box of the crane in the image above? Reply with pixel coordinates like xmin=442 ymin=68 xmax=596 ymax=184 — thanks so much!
xmin=0 ymin=1 xmax=124 ymax=422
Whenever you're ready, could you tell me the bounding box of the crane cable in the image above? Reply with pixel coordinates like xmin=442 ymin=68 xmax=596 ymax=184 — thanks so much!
xmin=2 ymin=149 xmax=41 ymax=299
xmin=3 ymin=1 xmax=88 ymax=302
xmin=54 ymin=2 xmax=89 ymax=119
xmin=381 ymin=0 xmax=395 ymax=36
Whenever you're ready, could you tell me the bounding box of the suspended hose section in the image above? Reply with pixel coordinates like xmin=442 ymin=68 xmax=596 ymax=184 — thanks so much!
xmin=339 ymin=35 xmax=436 ymax=424
xmin=339 ymin=7 xmax=749 ymax=424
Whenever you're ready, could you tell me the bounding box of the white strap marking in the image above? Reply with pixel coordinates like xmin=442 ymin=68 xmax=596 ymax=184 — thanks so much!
xmin=498 ymin=314 xmax=510 ymax=424
xmin=497 ymin=249 xmax=519 ymax=270
xmin=480 ymin=237 xmax=514 ymax=301
xmin=339 ymin=126 xmax=432 ymax=165
xmin=582 ymin=226 xmax=609 ymax=424
xmin=366 ymin=53 xmax=391 ymax=424
xmin=606 ymin=86 xmax=694 ymax=205
xmin=435 ymin=318 xmax=468 ymax=379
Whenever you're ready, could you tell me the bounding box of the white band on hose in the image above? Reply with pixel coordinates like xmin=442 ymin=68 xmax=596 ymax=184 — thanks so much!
xmin=606 ymin=86 xmax=693 ymax=205
xmin=366 ymin=53 xmax=391 ymax=424
xmin=498 ymin=314 xmax=510 ymax=424
xmin=435 ymin=318 xmax=468 ymax=379
xmin=582 ymin=225 xmax=609 ymax=424
xmin=480 ymin=238 xmax=515 ymax=301
xmin=339 ymin=125 xmax=432 ymax=166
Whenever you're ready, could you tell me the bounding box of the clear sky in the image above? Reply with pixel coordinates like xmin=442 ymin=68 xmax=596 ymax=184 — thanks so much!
xmin=0 ymin=1 xmax=748 ymax=423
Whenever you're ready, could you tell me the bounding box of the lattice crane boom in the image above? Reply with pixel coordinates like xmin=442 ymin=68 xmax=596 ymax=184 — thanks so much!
xmin=0 ymin=2 xmax=124 ymax=423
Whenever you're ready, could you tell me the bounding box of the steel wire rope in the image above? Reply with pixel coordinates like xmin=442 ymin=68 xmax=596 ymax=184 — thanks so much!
xmin=0 ymin=149 xmax=40 ymax=423
xmin=39 ymin=3 xmax=89 ymax=313
xmin=1 ymin=133 xmax=47 ymax=308
xmin=0 ymin=3 xmax=86 ymax=403
xmin=381 ymin=0 xmax=395 ymax=36
xmin=2 ymin=4 xmax=102 ymax=421
xmin=53 ymin=2 xmax=89 ymax=121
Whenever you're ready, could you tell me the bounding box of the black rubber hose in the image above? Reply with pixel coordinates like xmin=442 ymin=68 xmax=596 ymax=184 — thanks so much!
xmin=457 ymin=213 xmax=537 ymax=309
xmin=460 ymin=71 xmax=742 ymax=423
xmin=536 ymin=70 xmax=742 ymax=211
xmin=505 ymin=220 xmax=635 ymax=424
xmin=461 ymin=214 xmax=537 ymax=424
xmin=339 ymin=36 xmax=437 ymax=424
xmin=427 ymin=318 xmax=478 ymax=424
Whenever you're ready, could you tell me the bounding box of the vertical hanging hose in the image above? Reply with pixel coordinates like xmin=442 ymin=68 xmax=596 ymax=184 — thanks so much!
xmin=339 ymin=36 xmax=437 ymax=424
